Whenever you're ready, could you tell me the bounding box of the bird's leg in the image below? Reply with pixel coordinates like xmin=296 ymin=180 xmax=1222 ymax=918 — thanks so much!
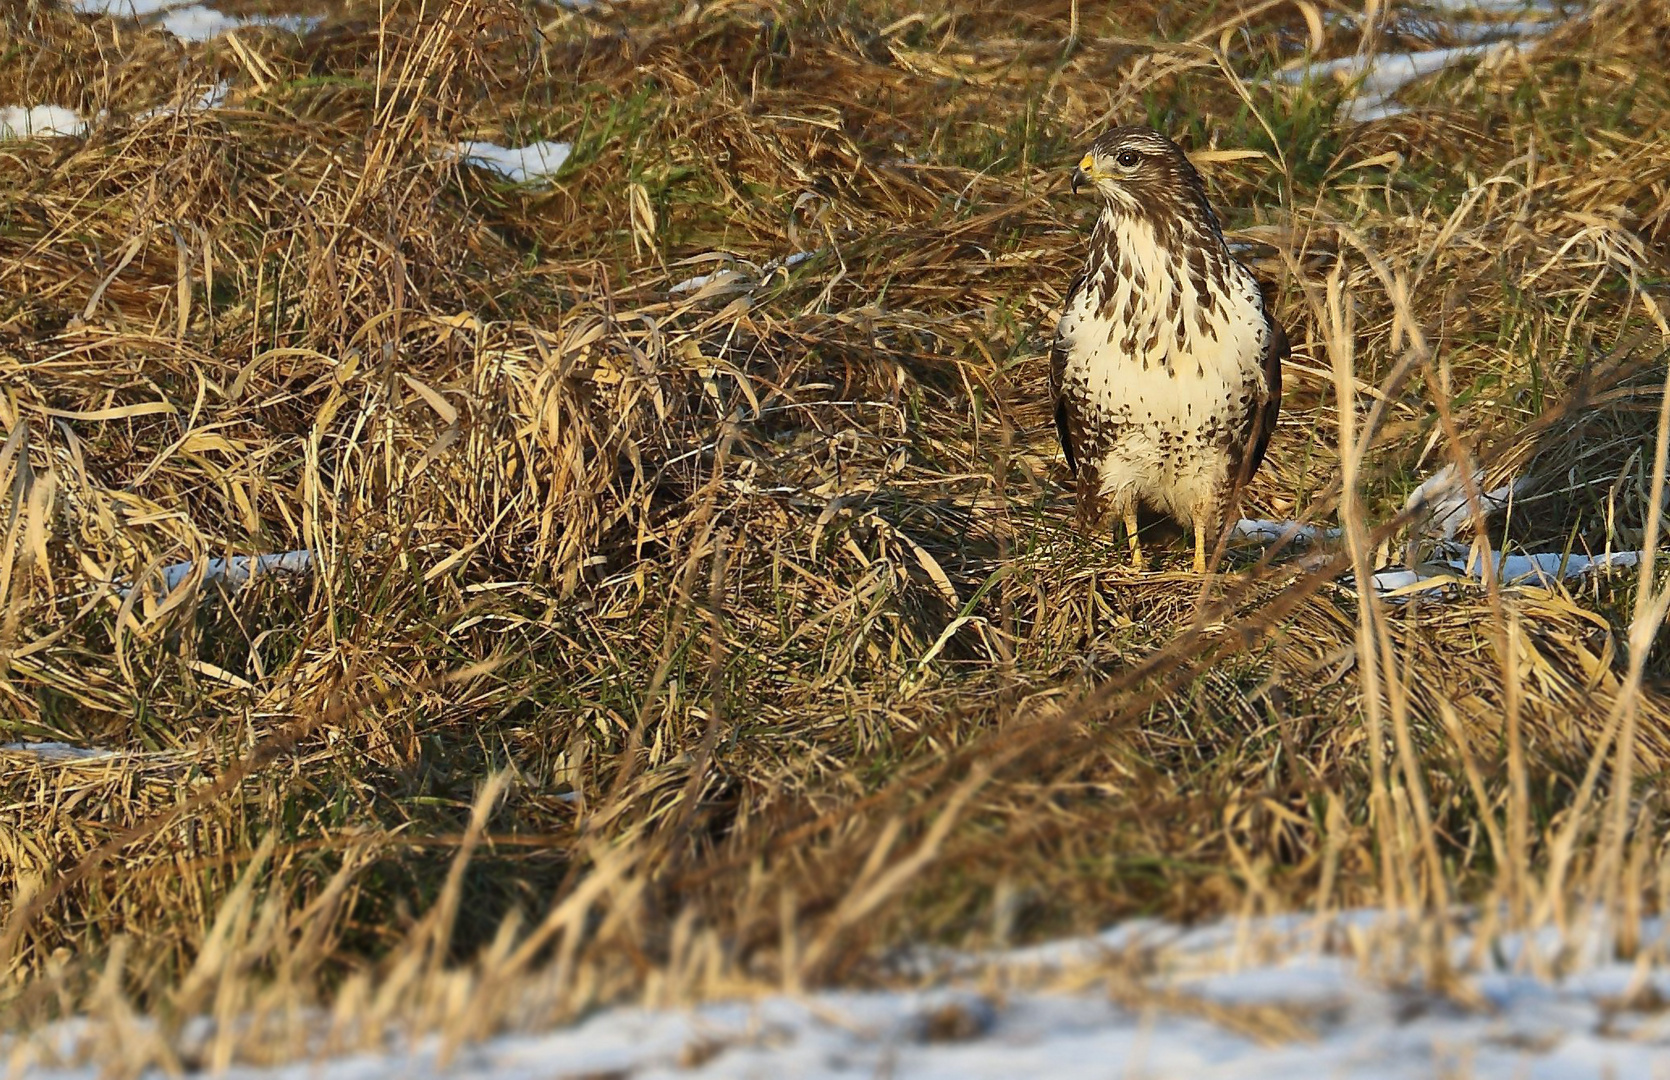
xmin=1193 ymin=518 xmax=1208 ymax=574
xmin=1123 ymin=509 xmax=1144 ymax=572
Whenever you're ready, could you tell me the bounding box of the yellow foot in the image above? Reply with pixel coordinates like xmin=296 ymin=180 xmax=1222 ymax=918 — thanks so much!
xmin=1123 ymin=510 xmax=1144 ymax=572
xmin=1193 ymin=521 xmax=1208 ymax=574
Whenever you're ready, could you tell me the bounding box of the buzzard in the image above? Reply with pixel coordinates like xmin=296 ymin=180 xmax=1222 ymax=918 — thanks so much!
xmin=1051 ymin=125 xmax=1286 ymax=573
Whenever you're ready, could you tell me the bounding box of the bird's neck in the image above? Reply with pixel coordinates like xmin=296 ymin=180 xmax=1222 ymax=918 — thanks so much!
xmin=1078 ymin=205 xmax=1260 ymax=363
xmin=1085 ymin=207 xmax=1230 ymax=315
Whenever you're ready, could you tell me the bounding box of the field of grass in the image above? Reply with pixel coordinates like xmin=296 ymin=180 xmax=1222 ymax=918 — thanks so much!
xmin=3 ymin=0 xmax=1670 ymax=1066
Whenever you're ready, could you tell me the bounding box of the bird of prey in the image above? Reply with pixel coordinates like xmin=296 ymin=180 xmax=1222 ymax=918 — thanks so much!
xmin=1051 ymin=125 xmax=1286 ymax=573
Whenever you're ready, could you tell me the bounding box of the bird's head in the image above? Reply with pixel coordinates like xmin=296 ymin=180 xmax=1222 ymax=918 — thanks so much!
xmin=1070 ymin=125 xmax=1208 ymax=221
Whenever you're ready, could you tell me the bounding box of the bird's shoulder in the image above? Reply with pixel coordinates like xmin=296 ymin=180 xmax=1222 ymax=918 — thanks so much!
xmin=1049 ymin=269 xmax=1090 ymax=386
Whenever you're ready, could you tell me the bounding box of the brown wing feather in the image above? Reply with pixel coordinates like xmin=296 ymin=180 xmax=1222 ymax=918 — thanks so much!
xmin=1051 ymin=270 xmax=1087 ymax=475
xmin=1238 ymin=315 xmax=1286 ymax=486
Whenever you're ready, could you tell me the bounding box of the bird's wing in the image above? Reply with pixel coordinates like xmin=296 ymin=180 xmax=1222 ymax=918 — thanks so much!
xmin=1051 ymin=270 xmax=1087 ymax=475
xmin=1239 ymin=314 xmax=1287 ymax=484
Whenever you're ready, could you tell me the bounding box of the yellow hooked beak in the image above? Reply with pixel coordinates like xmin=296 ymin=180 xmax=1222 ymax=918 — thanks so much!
xmin=1070 ymin=153 xmax=1102 ymax=195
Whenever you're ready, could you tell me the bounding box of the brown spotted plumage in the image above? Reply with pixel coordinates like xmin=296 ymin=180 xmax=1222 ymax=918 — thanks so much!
xmin=1051 ymin=125 xmax=1286 ymax=572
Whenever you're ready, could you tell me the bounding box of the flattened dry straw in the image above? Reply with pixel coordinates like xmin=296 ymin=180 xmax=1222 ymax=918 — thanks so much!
xmin=2 ymin=0 xmax=1670 ymax=1065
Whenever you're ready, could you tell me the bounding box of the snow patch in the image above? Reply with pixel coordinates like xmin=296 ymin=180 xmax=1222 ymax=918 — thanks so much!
xmin=1405 ymin=462 xmax=1525 ymax=540
xmin=453 ymin=140 xmax=572 ymax=184
xmin=70 ymin=0 xmax=180 ymax=14
xmin=0 ymin=741 xmax=114 ymax=762
xmin=1372 ymin=549 xmax=1642 ymax=597
xmin=1233 ymin=518 xmax=1340 ymax=544
xmin=114 ymin=549 xmax=315 ymax=598
xmin=73 ymin=0 xmax=321 ymax=39
xmin=667 ymin=268 xmax=750 ymax=296
xmin=157 ymin=549 xmax=314 ymax=593
xmin=1429 ymin=0 xmax=1560 ymax=11
xmin=12 ymin=911 xmax=1668 ymax=1079
xmin=1274 ymin=41 xmax=1531 ymax=120
xmin=159 ymin=6 xmax=321 ymax=41
xmin=667 ymin=249 xmax=819 ymax=296
xmin=0 ymin=105 xmax=86 ymax=140
xmin=1270 ymin=4 xmax=1559 ymax=121
xmin=1224 ymin=459 xmax=1636 ymax=601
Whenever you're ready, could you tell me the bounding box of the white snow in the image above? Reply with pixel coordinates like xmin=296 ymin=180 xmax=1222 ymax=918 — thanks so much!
xmin=0 ymin=105 xmax=86 ymax=140
xmin=1431 ymin=0 xmax=1560 ymax=11
xmin=10 ymin=911 xmax=1669 ymax=1078
xmin=1404 ymin=463 xmax=1526 ymax=541
xmin=70 ymin=0 xmax=180 ymax=14
xmin=452 ymin=140 xmax=573 ymax=184
xmin=1226 ymin=464 xmax=1633 ymax=599
xmin=159 ymin=6 xmax=320 ymax=41
xmin=5 ymin=82 xmax=225 ymax=142
xmin=153 ymin=548 xmax=314 ymax=593
xmin=73 ymin=0 xmax=322 ymax=40
xmin=1271 ymin=2 xmax=1560 ymax=121
xmin=0 ymin=741 xmax=114 ymax=762
xmin=667 ymin=268 xmax=751 ymax=296
xmin=667 ymin=250 xmax=819 ymax=295
xmin=1372 ymin=548 xmax=1643 ymax=597
xmin=1354 ymin=461 xmax=1641 ymax=597
xmin=109 ymin=549 xmax=314 ymax=598
xmin=1274 ymin=40 xmax=1534 ymax=121
xmin=1232 ymin=518 xmax=1340 ymax=544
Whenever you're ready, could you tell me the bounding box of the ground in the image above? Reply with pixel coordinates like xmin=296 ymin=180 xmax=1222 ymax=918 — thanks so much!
xmin=2 ymin=0 xmax=1670 ymax=1072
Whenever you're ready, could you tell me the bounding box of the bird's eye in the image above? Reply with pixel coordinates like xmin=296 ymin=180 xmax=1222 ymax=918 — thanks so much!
xmin=1115 ymin=150 xmax=1141 ymax=169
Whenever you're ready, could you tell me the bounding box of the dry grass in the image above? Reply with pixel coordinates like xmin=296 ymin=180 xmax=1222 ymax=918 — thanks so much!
xmin=3 ymin=0 xmax=1670 ymax=1066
